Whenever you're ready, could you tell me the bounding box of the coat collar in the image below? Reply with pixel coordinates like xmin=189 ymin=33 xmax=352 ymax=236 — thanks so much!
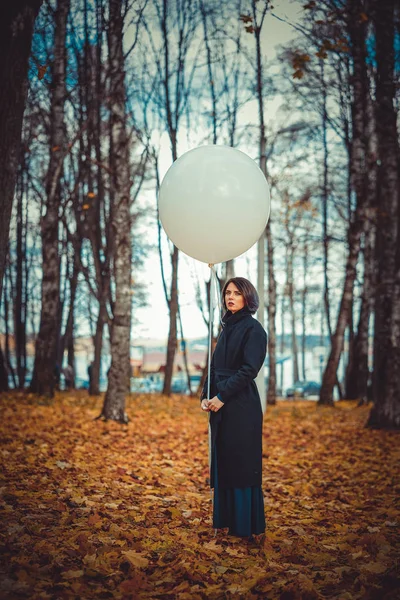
xmin=222 ymin=305 xmax=252 ymax=328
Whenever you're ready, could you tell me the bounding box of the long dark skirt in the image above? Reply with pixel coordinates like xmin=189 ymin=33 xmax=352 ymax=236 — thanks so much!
xmin=212 ymin=446 xmax=265 ymax=537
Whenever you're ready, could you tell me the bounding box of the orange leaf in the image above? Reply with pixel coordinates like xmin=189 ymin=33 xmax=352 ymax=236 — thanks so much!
xmin=38 ymin=65 xmax=47 ymax=80
xmin=239 ymin=14 xmax=252 ymax=24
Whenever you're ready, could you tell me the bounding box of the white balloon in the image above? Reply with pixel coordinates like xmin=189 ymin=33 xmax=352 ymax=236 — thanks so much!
xmin=158 ymin=145 xmax=270 ymax=264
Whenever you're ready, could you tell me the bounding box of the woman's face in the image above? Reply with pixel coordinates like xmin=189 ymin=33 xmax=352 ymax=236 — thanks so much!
xmin=225 ymin=282 xmax=245 ymax=313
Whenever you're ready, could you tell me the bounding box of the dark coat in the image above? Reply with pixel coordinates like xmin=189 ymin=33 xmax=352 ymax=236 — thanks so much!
xmin=201 ymin=306 xmax=267 ymax=489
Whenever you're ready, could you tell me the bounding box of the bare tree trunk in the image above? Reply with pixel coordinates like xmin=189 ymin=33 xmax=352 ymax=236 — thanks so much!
xmin=90 ymin=303 xmax=107 ymax=395
xmin=3 ymin=269 xmax=17 ymax=388
xmin=266 ymin=222 xmax=277 ymax=406
xmin=0 ymin=0 xmax=42 ymax=303
xmin=145 ymin=0 xmax=198 ymax=396
xmin=353 ymin=225 xmax=375 ymax=403
xmin=301 ymin=238 xmax=308 ymax=381
xmin=319 ymin=0 xmax=368 ymax=406
xmin=59 ymin=247 xmax=80 ymax=389
xmin=177 ymin=306 xmax=192 ymax=395
xmin=163 ymin=246 xmax=179 ymax=396
xmin=280 ymin=294 xmax=285 ymax=392
xmin=319 ymin=228 xmax=365 ymax=405
xmin=287 ymin=245 xmax=299 ymax=383
xmin=88 ymin=9 xmax=109 ymax=397
xmin=347 ymin=92 xmax=377 ymax=402
xmin=154 ymin=152 xmax=178 ymax=398
xmin=0 ymin=347 xmax=8 ymax=392
xmin=100 ymin=0 xmax=132 ymax=423
xmin=225 ymin=260 xmax=235 ymax=280
xmin=67 ymin=327 xmax=75 ymax=388
xmin=342 ymin=74 xmax=357 ymax=399
xmin=345 ymin=303 xmax=355 ymax=397
xmin=368 ymin=0 xmax=400 ymax=429
xmin=346 ymin=106 xmax=377 ymax=402
xmin=320 ymin=60 xmax=332 ymax=342
xmin=160 ymin=0 xmax=180 ymax=397
xmin=252 ymin=0 xmax=273 ymax=407
xmin=30 ymin=0 xmax=70 ymax=397
xmin=14 ymin=155 xmax=28 ymax=388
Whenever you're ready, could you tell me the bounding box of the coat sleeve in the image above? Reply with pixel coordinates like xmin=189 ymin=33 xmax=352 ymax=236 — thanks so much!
xmin=216 ymin=325 xmax=267 ymax=402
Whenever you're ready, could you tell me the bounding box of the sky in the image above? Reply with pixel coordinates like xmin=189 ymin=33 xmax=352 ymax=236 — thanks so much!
xmin=132 ymin=1 xmax=303 ymax=344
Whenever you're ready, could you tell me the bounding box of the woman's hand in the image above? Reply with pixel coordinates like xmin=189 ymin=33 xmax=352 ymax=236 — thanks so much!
xmin=201 ymin=399 xmax=210 ymax=412
xmin=208 ymin=396 xmax=224 ymax=412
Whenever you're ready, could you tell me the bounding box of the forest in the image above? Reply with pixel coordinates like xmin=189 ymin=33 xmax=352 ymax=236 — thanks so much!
xmin=1 ymin=0 xmax=399 ymax=426
xmin=0 ymin=1 xmax=400 ymax=597
xmin=1 ymin=0 xmax=400 ymax=428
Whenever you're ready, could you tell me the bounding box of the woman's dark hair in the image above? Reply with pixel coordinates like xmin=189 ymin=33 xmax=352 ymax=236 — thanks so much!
xmin=221 ymin=277 xmax=259 ymax=314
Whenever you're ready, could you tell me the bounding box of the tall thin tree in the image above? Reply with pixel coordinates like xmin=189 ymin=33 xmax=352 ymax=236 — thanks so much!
xmin=367 ymin=0 xmax=400 ymax=428
xmin=99 ymin=0 xmax=133 ymax=422
xmin=251 ymin=0 xmax=277 ymax=407
xmin=0 ymin=0 xmax=43 ymax=304
xmin=30 ymin=0 xmax=71 ymax=397
xmin=319 ymin=0 xmax=370 ymax=406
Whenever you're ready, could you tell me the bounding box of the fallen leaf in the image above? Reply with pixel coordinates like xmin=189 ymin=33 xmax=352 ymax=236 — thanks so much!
xmin=122 ymin=551 xmax=149 ymax=569
xmin=63 ymin=570 xmax=84 ymax=579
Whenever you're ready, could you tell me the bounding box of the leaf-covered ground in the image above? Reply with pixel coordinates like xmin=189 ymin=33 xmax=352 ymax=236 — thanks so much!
xmin=0 ymin=392 xmax=399 ymax=599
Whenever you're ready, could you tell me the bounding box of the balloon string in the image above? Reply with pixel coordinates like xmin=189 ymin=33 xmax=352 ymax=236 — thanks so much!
xmin=207 ymin=264 xmax=216 ymax=400
xmin=207 ymin=264 xmax=216 ymax=508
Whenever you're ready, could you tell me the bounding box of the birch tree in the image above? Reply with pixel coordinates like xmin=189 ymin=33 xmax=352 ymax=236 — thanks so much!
xmin=319 ymin=0 xmax=372 ymax=405
xmin=30 ymin=0 xmax=70 ymax=397
xmin=142 ymin=0 xmax=200 ymax=396
xmin=99 ymin=0 xmax=134 ymax=422
xmin=249 ymin=0 xmax=277 ymax=406
xmin=345 ymin=94 xmax=377 ymax=403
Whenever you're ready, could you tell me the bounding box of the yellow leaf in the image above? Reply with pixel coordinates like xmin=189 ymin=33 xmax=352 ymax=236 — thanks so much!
xmin=215 ymin=566 xmax=228 ymax=574
xmin=122 ymin=551 xmax=149 ymax=569
xmin=227 ymin=583 xmax=250 ymax=594
xmin=203 ymin=540 xmax=223 ymax=554
xmin=225 ymin=546 xmax=245 ymax=557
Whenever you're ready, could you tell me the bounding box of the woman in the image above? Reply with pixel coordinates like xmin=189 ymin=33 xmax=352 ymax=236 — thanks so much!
xmin=201 ymin=277 xmax=267 ymax=539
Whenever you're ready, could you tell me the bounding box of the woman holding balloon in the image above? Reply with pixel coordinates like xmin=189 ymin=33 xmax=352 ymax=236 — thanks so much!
xmin=158 ymin=145 xmax=271 ymax=539
xmin=201 ymin=277 xmax=267 ymax=539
